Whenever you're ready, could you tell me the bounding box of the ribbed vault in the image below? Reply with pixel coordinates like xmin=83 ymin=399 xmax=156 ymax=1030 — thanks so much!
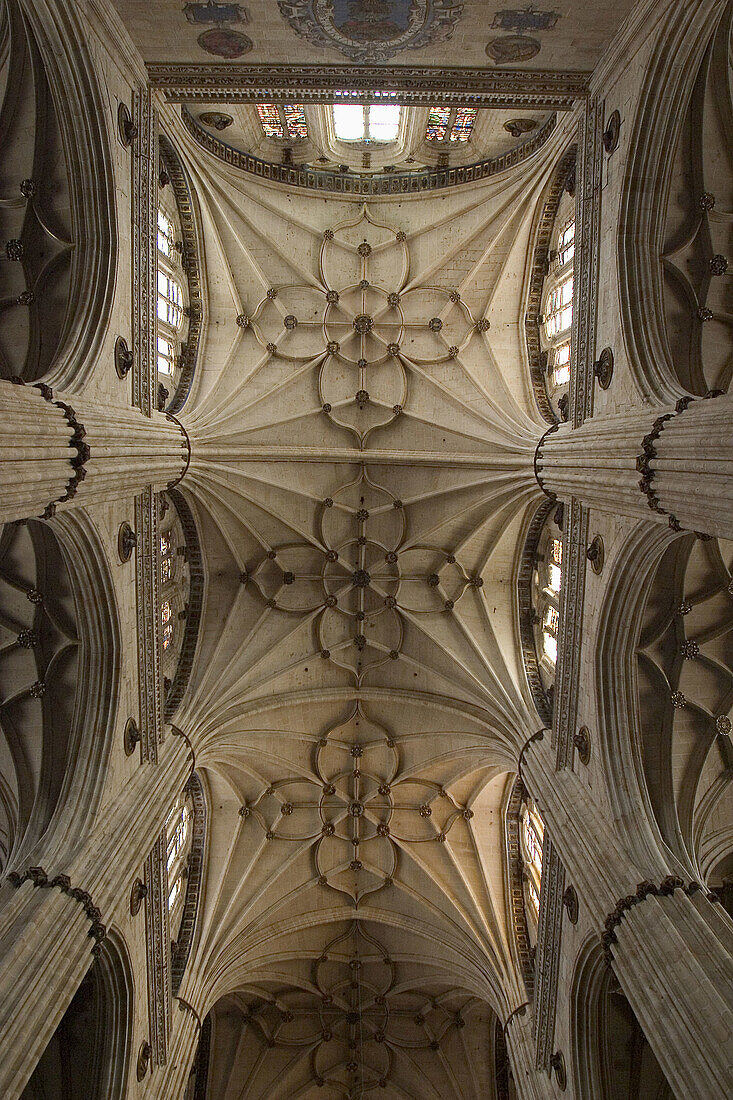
xmin=166 ymin=111 xmax=575 ymax=1093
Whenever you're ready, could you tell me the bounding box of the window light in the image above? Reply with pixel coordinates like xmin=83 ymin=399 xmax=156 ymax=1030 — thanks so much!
xmin=551 ymin=539 xmax=562 ymax=565
xmin=157 ymin=209 xmax=174 ymax=257
xmin=548 ymin=564 xmax=562 ymax=594
xmin=157 ymin=271 xmax=183 ymax=329
xmin=157 ymin=335 xmax=175 ymax=376
xmin=545 ymin=275 xmax=573 ymax=338
xmin=257 ymin=103 xmax=284 ymax=138
xmin=333 ymin=104 xmax=400 ymax=143
xmin=558 ymin=220 xmax=575 ymax=267
xmin=553 ymin=342 xmax=571 ymax=386
xmin=449 ymin=107 xmax=477 ymax=142
xmin=543 ymin=631 xmax=557 ymax=662
xmin=426 ymin=107 xmax=450 ymax=141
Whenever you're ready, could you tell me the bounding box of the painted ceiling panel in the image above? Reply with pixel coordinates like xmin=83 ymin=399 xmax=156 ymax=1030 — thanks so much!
xmin=111 ymin=0 xmax=638 ymax=71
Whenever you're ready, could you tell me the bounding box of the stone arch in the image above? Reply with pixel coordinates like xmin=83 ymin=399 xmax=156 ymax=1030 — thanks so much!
xmin=571 ymin=938 xmax=674 ymax=1100
xmin=0 ymin=508 xmax=119 ymax=873
xmin=20 ymin=928 xmax=133 ymax=1100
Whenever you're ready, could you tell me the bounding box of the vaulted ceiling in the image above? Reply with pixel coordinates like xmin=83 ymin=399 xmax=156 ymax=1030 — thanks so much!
xmin=156 ymin=96 xmax=575 ymax=1094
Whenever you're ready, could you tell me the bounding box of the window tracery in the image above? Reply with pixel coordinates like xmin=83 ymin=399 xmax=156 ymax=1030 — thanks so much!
xmin=256 ymin=103 xmax=308 ymax=139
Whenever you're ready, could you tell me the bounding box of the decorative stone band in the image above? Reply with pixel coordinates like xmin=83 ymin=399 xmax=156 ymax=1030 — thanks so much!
xmin=637 ymin=391 xmax=722 ymax=535
xmin=151 ymin=63 xmax=589 ymax=108
xmin=601 ymin=876 xmax=715 ymax=962
xmin=10 ymin=379 xmax=90 ymax=519
xmin=165 ymin=414 xmax=192 ymax=490
xmin=175 ymin=996 xmax=203 ymax=1032
xmin=533 ymin=424 xmax=559 ymax=500
xmin=6 ymin=866 xmax=106 ymax=955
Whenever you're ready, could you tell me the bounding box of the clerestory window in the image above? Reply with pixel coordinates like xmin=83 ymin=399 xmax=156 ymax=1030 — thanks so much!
xmin=256 ymin=103 xmax=308 ymax=140
xmin=425 ymin=106 xmax=477 ymax=143
xmin=520 ymin=801 xmax=544 ymax=919
xmin=333 ymin=103 xmax=401 ymax=143
xmin=166 ymin=795 xmax=193 ymax=928
xmin=541 ymin=200 xmax=576 ymax=412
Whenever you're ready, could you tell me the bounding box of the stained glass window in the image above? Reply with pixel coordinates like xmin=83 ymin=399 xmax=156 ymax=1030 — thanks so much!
xmin=449 ymin=107 xmax=477 ymax=142
xmin=257 ymin=103 xmax=284 ymax=138
xmin=551 ymin=539 xmax=562 ymax=565
xmin=162 ymin=557 xmax=172 ymax=584
xmin=162 ymin=600 xmax=172 ymax=624
xmin=157 ymin=270 xmax=183 ymax=329
xmin=163 ymin=622 xmax=174 ymax=650
xmin=548 ymin=563 xmax=562 ymax=595
xmin=283 ymin=103 xmax=308 ymax=139
xmin=157 ymin=335 xmax=175 ymax=376
xmin=161 ymin=533 xmax=171 ymax=557
xmin=558 ymin=220 xmax=575 ymax=267
xmin=426 ymin=107 xmax=476 ymax=143
xmin=544 ymin=275 xmax=573 ymax=338
xmin=426 ymin=106 xmax=450 ymax=141
xmin=257 ymin=103 xmax=308 ymax=139
xmin=544 ymin=606 xmax=559 ymax=633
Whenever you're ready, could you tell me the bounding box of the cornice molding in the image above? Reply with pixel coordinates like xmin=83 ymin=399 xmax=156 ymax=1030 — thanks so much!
xmin=149 ymin=64 xmax=590 ymax=108
xmin=181 ymin=108 xmax=558 ymax=195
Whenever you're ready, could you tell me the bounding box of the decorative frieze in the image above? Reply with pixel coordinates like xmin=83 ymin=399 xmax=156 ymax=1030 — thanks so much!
xmin=149 ymin=63 xmax=590 ymax=108
xmin=135 ymin=488 xmax=163 ymax=763
xmin=145 ymin=831 xmax=171 ymax=1066
xmin=133 ymin=88 xmax=158 ymax=419
xmin=533 ymin=839 xmax=564 ymax=1071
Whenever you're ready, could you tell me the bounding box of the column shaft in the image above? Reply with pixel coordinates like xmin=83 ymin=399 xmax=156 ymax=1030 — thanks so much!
xmin=537 ymin=394 xmax=733 ymax=540
xmin=0 ymin=380 xmax=188 ymax=524
xmin=0 ymin=735 xmax=191 ymax=1099
xmin=524 ymin=736 xmax=733 ymax=1098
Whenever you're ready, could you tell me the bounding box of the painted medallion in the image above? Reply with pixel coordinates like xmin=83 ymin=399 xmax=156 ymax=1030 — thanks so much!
xmin=277 ymin=0 xmax=464 ymax=62
xmin=197 ymin=27 xmax=253 ymax=56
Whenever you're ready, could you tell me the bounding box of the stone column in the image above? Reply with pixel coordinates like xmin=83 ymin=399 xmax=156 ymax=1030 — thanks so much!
xmin=536 ymin=393 xmax=733 ymax=540
xmin=0 ymin=380 xmax=189 ymax=524
xmin=524 ymin=735 xmax=733 ymax=1098
xmin=504 ymin=1005 xmax=555 ymax=1100
xmin=0 ymin=734 xmax=192 ymax=1099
